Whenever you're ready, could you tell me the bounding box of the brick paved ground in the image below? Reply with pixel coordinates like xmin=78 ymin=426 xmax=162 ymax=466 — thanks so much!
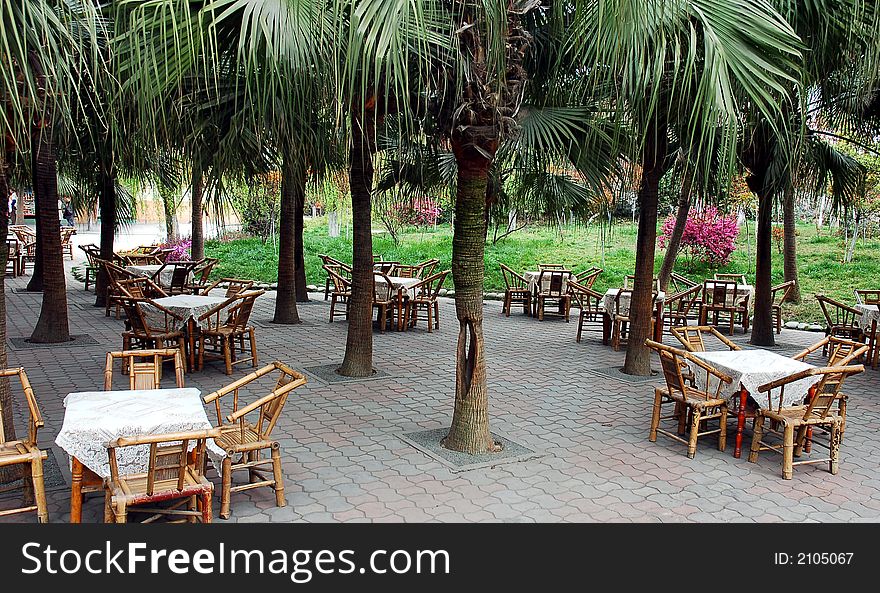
xmin=2 ymin=259 xmax=879 ymax=523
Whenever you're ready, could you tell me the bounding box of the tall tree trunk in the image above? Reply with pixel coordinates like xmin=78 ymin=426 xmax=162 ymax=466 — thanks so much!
xmin=442 ymin=141 xmax=498 ymax=454
xmin=190 ymin=165 xmax=204 ymax=260
xmin=657 ymin=167 xmax=693 ymax=292
xmin=94 ymin=167 xmax=116 ymax=308
xmin=0 ymin=154 xmax=18 ymax=484
xmin=751 ymin=190 xmax=775 ymax=346
xmin=294 ymin=174 xmax=308 ymax=302
xmin=338 ymin=105 xmax=376 ymax=377
xmin=159 ymin=184 xmax=178 ymax=242
xmin=25 ymin=164 xmax=44 ymax=292
xmin=782 ymin=183 xmax=801 ymax=303
xmin=623 ymin=118 xmax=668 ymax=376
xmin=29 ymin=121 xmax=70 ymax=343
xmin=273 ymin=151 xmax=303 ymax=324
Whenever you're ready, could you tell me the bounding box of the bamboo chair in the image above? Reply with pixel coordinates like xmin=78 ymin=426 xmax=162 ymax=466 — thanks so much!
xmin=104 ymin=349 xmax=186 ymax=390
xmin=714 ymin=272 xmax=747 ymax=285
xmin=201 ymin=277 xmax=255 ymax=298
xmin=538 ymin=263 xmax=567 ymax=271
xmin=123 ymin=253 xmax=162 ymax=265
xmin=415 ymin=258 xmax=440 ymax=278
xmin=78 ymin=243 xmax=102 ymax=290
xmin=573 ymin=266 xmax=602 ymax=289
xmin=568 ymin=280 xmax=603 ymax=343
xmin=318 ymin=254 xmax=348 ymax=300
xmin=815 ymin=294 xmax=863 ymax=348
xmin=198 ymin=291 xmax=263 ymax=375
xmin=645 ymin=340 xmax=733 ymax=458
xmin=500 ymin=263 xmax=532 ymax=317
xmin=324 ymin=265 xmax=351 ymax=322
xmin=103 ymin=428 xmax=220 ymax=523
xmin=749 ymin=364 xmax=864 ymax=479
xmin=700 ymin=279 xmax=741 ymax=334
xmin=669 ymin=272 xmax=698 ymax=294
xmin=60 ymin=226 xmax=76 ymax=259
xmin=373 ymin=261 xmax=398 ymax=275
xmin=152 ymin=261 xmax=198 ymax=295
xmin=116 ymin=277 xmax=168 ymax=300
xmin=186 ymin=257 xmax=220 ymax=294
xmin=372 ymin=273 xmax=398 ymax=332
xmin=405 ymin=270 xmax=450 ymax=331
xmin=391 ymin=264 xmax=419 ymax=278
xmin=10 ymin=227 xmax=36 ymax=273
xmin=0 ymin=368 xmax=49 ymax=523
xmin=611 ymin=289 xmax=658 ymax=351
xmin=203 ymin=362 xmax=307 ymax=519
xmin=624 ymin=274 xmax=661 ymax=292
xmin=5 ymin=237 xmax=23 ymax=277
xmin=118 ymin=298 xmax=187 ymax=364
xmin=771 ymin=280 xmax=796 ymax=334
xmin=671 ymin=325 xmax=742 ymax=353
xmin=100 ymin=259 xmax=138 ymax=318
xmin=664 ymin=284 xmax=703 ymax=330
xmin=534 ymin=269 xmax=572 ymax=321
xmin=854 ymin=289 xmax=880 ymax=305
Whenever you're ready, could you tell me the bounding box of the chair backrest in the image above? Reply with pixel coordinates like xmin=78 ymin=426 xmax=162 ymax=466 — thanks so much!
xmin=613 ymin=288 xmax=633 ymax=316
xmin=702 ymin=279 xmax=738 ymax=307
xmin=792 ymin=336 xmax=868 ymax=366
xmin=624 ymin=274 xmax=660 ymax=292
xmin=567 ymin=280 xmax=602 ymax=312
xmin=225 ymin=290 xmax=262 ymax=328
xmin=373 ymin=261 xmax=398 ymax=274
xmin=204 ymin=277 xmax=255 ymax=298
xmin=116 ymin=277 xmax=168 ymax=300
xmin=120 ymin=297 xmax=181 ymax=335
xmin=575 ymin=267 xmax=603 ymax=289
xmin=101 ymin=259 xmax=137 ymax=284
xmin=78 ymin=243 xmax=101 ymax=265
xmin=392 ymin=264 xmax=419 ymax=278
xmin=854 ymin=289 xmax=880 ymax=305
xmin=324 ymin=265 xmax=351 ymax=293
xmin=538 ymin=263 xmax=567 ymax=271
xmin=107 ymin=429 xmax=219 ymax=496
xmin=373 ymin=273 xmax=395 ymax=302
xmin=670 ymin=325 xmax=742 ymax=352
xmin=758 ymin=365 xmax=864 ymax=417
xmin=118 ymin=298 xmax=151 ymax=335
xmin=60 ymin=227 xmax=76 ymax=244
xmin=155 ymin=261 xmax=196 ymax=290
xmin=192 ymin=258 xmax=219 ymax=285
xmin=771 ymin=280 xmax=796 ymax=306
xmin=413 ymin=270 xmax=450 ymax=300
xmin=0 ymin=368 xmax=43 ymax=445
xmin=203 ymin=361 xmax=307 ymax=440
xmin=646 ymin=339 xmax=732 ymax=401
xmin=416 ymin=259 xmax=440 ymax=278
xmin=124 ymin=253 xmax=162 ymax=265
xmin=815 ymin=294 xmax=860 ymax=328
xmin=104 ymin=349 xmax=185 ymax=390
xmin=666 ymin=284 xmax=702 ymax=315
xmin=500 ymin=263 xmax=528 ymax=290
xmin=537 ymin=269 xmax=571 ymax=296
xmin=669 ymin=272 xmax=698 ymax=292
xmin=715 ymin=272 xmax=747 ymax=285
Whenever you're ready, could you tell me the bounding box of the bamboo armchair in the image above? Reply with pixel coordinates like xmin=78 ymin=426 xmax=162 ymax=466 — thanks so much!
xmin=324 ymin=264 xmax=351 ymax=322
xmin=118 ymin=298 xmax=187 ymax=364
xmin=815 ymin=294 xmax=863 ymax=346
xmin=201 ymin=277 xmax=255 ymax=298
xmin=669 ymin=272 xmax=698 ymax=293
xmin=624 ymin=274 xmax=661 ymax=292
xmin=714 ymin=272 xmax=747 ymax=285
xmin=60 ymin=226 xmax=76 ymax=259
xmin=203 ymin=362 xmax=307 ymax=519
xmin=671 ymin=325 xmax=742 ymax=353
xmin=611 ymin=289 xmax=658 ymax=351
xmin=100 ymin=259 xmax=139 ymax=318
xmin=373 ymin=261 xmax=398 ymax=275
xmin=538 ymin=263 xmax=567 ymax=271
xmin=568 ymin=280 xmax=603 ymax=343
xmin=103 ymin=428 xmax=221 ymax=523
xmin=5 ymin=237 xmax=23 ymax=277
xmin=0 ymin=368 xmax=49 ymax=523
xmin=646 ymin=340 xmax=733 ymax=458
xmin=104 ymin=349 xmax=186 ymax=390
xmin=391 ymin=264 xmax=419 ymax=278
xmin=116 ymin=277 xmax=168 ymax=300
xmin=319 ymin=254 xmax=348 ymax=299
xmin=771 ymin=280 xmax=796 ymax=334
xmin=186 ymin=257 xmax=220 ymax=294
xmin=78 ymin=243 xmax=102 ymax=290
xmin=700 ymin=279 xmax=742 ymax=334
xmin=372 ymin=273 xmax=398 ymax=332
xmin=664 ymin=284 xmax=703 ymax=330
xmin=198 ymin=290 xmax=264 ymax=375
xmin=152 ymin=261 xmax=198 ymax=295
xmin=10 ymin=226 xmax=36 ymax=272
xmin=573 ymin=266 xmax=603 ymax=289
xmin=123 ymin=253 xmax=162 ymax=265
xmin=749 ymin=364 xmax=864 ymax=479
xmin=405 ymin=270 xmax=450 ymax=331
xmin=854 ymin=289 xmax=880 ymax=305
xmin=415 ymin=258 xmax=440 ymax=278
xmin=500 ymin=263 xmax=531 ymax=317
xmin=534 ymin=269 xmax=572 ymax=321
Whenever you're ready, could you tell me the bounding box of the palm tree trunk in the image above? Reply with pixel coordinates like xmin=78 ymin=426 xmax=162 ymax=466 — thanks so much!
xmin=782 ymin=183 xmax=801 ymax=303
xmin=159 ymin=184 xmax=178 ymax=242
xmin=273 ymin=151 xmax=303 ymax=324
xmin=0 ymin=154 xmax=18 ymax=484
xmin=657 ymin=168 xmax=693 ymax=292
xmin=623 ymin=119 xmax=668 ymax=376
xmin=294 ymin=175 xmax=309 ymax=302
xmin=29 ymin=121 xmax=70 ymax=343
xmin=190 ymin=165 xmax=204 ymax=260
xmin=751 ymin=190 xmax=775 ymax=346
xmin=442 ymin=147 xmax=497 ymax=454
xmin=94 ymin=167 xmax=116 ymax=308
xmin=25 ymin=165 xmax=44 ymax=292
xmin=338 ymin=106 xmax=376 ymax=377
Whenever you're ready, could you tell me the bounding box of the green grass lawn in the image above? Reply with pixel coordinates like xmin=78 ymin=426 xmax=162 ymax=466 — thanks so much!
xmin=206 ymin=217 xmax=880 ymax=324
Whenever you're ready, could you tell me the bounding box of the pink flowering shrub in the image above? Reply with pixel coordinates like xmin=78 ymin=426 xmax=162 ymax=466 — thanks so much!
xmin=159 ymin=237 xmax=192 ymax=261
xmin=390 ymin=197 xmax=442 ymax=227
xmin=659 ymin=206 xmax=739 ymax=267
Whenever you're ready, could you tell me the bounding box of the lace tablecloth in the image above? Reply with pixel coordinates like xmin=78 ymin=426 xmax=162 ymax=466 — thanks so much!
xmin=854 ymin=303 xmax=880 ymax=333
xmin=375 ymin=275 xmax=421 ymax=299
xmin=144 ymin=294 xmax=230 ymax=331
xmin=522 ymin=270 xmax=573 ymax=294
xmin=55 ymin=388 xmax=225 ymax=478
xmin=689 ymin=349 xmax=819 ymax=409
xmin=602 ymin=288 xmax=666 ymax=317
xmin=125 ymin=264 xmax=174 ymax=286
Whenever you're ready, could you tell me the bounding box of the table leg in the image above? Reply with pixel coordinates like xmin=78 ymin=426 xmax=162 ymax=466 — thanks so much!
xmin=872 ymin=320 xmax=878 ymax=369
xmin=804 ymin=385 xmax=815 ymax=454
xmin=602 ymin=313 xmax=611 ymax=345
xmin=734 ymin=386 xmax=747 ymax=458
xmin=70 ymin=457 xmax=84 ymax=523
xmin=188 ymin=318 xmax=196 ymax=372
xmin=653 ymin=303 xmax=664 ymax=342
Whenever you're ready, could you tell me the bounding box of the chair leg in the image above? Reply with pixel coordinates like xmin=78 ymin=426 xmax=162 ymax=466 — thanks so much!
xmin=649 ymin=390 xmax=662 ymax=442
xmin=103 ymin=490 xmax=114 ymax=523
xmin=426 ymin=304 xmax=433 ymax=333
xmin=829 ymin=423 xmax=841 ymax=475
xmin=271 ymin=445 xmax=286 ymax=508
xmin=434 ymin=301 xmax=440 ymax=329
xmin=782 ymin=424 xmax=795 ymax=479
xmin=793 ymin=425 xmax=809 ymax=457
xmin=27 ymin=456 xmax=49 ymax=523
xmin=718 ymin=406 xmax=728 ymax=452
xmin=249 ymin=329 xmax=258 ymax=367
xmin=687 ymin=407 xmax=702 ymax=459
xmin=748 ymin=415 xmax=765 ymax=462
xmin=676 ymin=402 xmax=688 ymax=435
xmin=201 ymin=491 xmax=213 ymax=523
xmin=114 ymin=500 xmax=128 ymax=523
xmin=504 ymin=293 xmax=510 ymax=316
xmin=220 ymin=457 xmax=233 ymax=519
xmin=576 ymin=311 xmax=584 ymax=343
xmin=223 ymin=337 xmax=233 ymax=375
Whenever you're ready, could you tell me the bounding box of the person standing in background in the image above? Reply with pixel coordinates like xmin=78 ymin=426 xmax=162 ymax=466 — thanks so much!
xmin=7 ymin=188 xmax=17 ymax=221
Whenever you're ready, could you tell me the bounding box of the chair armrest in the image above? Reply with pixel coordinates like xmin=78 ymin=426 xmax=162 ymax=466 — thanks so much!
xmin=225 ymin=376 xmax=308 ymax=423
xmin=682 ymin=351 xmax=734 ymax=385
xmin=757 ymin=365 xmax=864 ymax=392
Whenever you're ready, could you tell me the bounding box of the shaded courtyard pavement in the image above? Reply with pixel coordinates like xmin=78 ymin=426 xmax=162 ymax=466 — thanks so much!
xmin=2 ymin=260 xmax=880 ymax=523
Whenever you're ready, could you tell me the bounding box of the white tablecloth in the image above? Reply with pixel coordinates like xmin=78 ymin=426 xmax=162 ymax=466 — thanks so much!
xmin=55 ymin=388 xmax=224 ymax=478
xmin=689 ymin=349 xmax=819 ymax=409
xmin=855 ymin=303 xmax=880 ymax=334
xmin=144 ymin=294 xmax=231 ymax=331
xmin=522 ymin=270 xmax=572 ymax=294
xmin=375 ymin=275 xmax=421 ymax=299
xmin=602 ymin=288 xmax=666 ymax=318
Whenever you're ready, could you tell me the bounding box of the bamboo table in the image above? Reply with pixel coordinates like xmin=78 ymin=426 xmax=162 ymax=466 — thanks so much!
xmin=146 ymin=294 xmax=231 ymax=371
xmin=377 ymin=275 xmax=422 ymax=331
xmin=854 ymin=303 xmax=879 ymax=368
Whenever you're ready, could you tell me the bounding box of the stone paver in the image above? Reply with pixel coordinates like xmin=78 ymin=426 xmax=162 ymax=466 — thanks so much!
xmin=1 ymin=255 xmax=880 ymax=523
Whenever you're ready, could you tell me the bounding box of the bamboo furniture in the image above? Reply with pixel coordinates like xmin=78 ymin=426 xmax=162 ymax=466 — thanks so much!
xmin=624 ymin=274 xmax=661 ymax=292
xmin=611 ymin=289 xmax=657 ymax=351
xmin=186 ymin=257 xmax=220 ymax=294
xmin=372 ymin=273 xmax=398 ymax=332
xmin=645 ymin=340 xmax=733 ymax=458
xmin=77 ymin=243 xmax=102 ymax=290
xmin=373 ymin=261 xmax=398 ymax=275
xmin=664 ymin=284 xmax=703 ymax=330
xmin=714 ymin=272 xmax=748 ymax=285
xmin=116 ymin=277 xmax=168 ymax=300
xmin=100 ymin=259 xmax=139 ymax=318
xmin=771 ymin=280 xmax=796 ymax=334
xmin=0 ymin=368 xmax=49 ymax=523
xmin=568 ymin=280 xmax=604 ymax=343
xmin=854 ymin=289 xmax=880 ymax=305
xmin=391 ymin=264 xmax=419 ymax=278
xmin=534 ymin=269 xmax=572 ymax=321
xmin=573 ymin=266 xmax=603 ymax=289
xmin=152 ymin=261 xmax=198 ymax=295
xmin=201 ymin=277 xmax=255 ymax=298
xmin=5 ymin=237 xmax=23 ymax=277
xmin=405 ymin=270 xmax=450 ymax=331
xmin=324 ymin=264 xmax=351 ymax=322
xmin=749 ymin=364 xmax=864 ymax=479
xmin=815 ymin=294 xmax=863 ymax=345
xmin=415 ymin=258 xmax=440 ymax=278
xmin=123 ymin=253 xmax=163 ymax=265
xmin=60 ymin=226 xmax=76 ymax=260
xmin=118 ymin=298 xmax=187 ymax=364
xmin=669 ymin=272 xmax=698 ymax=293
xmin=203 ymin=362 xmax=307 ymax=519
xmin=537 ymin=263 xmax=567 ymax=271
xmin=103 ymin=428 xmax=220 ymax=523
xmin=318 ymin=254 xmax=349 ymax=299
xmin=500 ymin=263 xmax=532 ymax=317
xmin=671 ymin=325 xmax=743 ymax=354
xmin=700 ymin=279 xmax=742 ymax=334
xmin=104 ymin=349 xmax=186 ymax=390
xmin=198 ymin=291 xmax=263 ymax=375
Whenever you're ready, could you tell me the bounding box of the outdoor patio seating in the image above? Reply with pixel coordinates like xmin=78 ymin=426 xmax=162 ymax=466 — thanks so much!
xmin=771 ymin=280 xmax=796 ymax=334
xmin=815 ymin=294 xmax=863 ymax=346
xmin=534 ymin=269 xmax=572 ymax=321
xmin=118 ymin=298 xmax=187 ymax=364
xmin=573 ymin=266 xmax=602 ymax=288
xmin=568 ymin=280 xmax=603 ymax=342
xmin=104 ymin=348 xmax=186 ymax=390
xmin=324 ymin=264 xmax=351 ymax=322
xmin=500 ymin=263 xmax=532 ymax=317
xmin=78 ymin=243 xmax=102 ymax=290
xmin=700 ymin=279 xmax=744 ymax=334
xmin=186 ymin=257 xmax=220 ymax=294
xmin=201 ymin=277 xmax=255 ymax=298
xmin=405 ymin=270 xmax=450 ymax=332
xmin=60 ymin=226 xmax=76 ymax=260
xmin=319 ymin=254 xmax=349 ymax=299
xmin=152 ymin=260 xmax=198 ymax=295
xmin=611 ymin=289 xmax=658 ymax=351
xmin=664 ymin=284 xmax=703 ymax=330
xmin=100 ymin=259 xmax=139 ymax=318
xmin=116 ymin=277 xmax=168 ymax=300
xmin=372 ymin=273 xmax=398 ymax=332
xmin=197 ymin=290 xmax=263 ymax=375
xmin=714 ymin=272 xmax=748 ymax=285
